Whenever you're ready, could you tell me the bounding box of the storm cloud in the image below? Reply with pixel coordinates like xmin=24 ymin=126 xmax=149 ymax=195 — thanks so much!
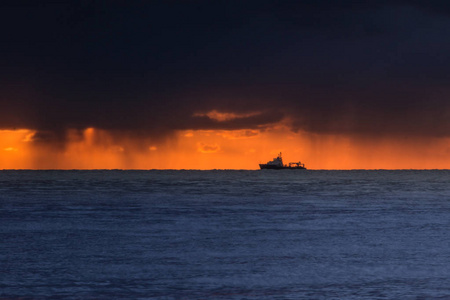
xmin=1 ymin=1 xmax=450 ymax=141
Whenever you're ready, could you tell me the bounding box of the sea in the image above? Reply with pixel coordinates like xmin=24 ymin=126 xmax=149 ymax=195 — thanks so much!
xmin=1 ymin=170 xmax=449 ymax=299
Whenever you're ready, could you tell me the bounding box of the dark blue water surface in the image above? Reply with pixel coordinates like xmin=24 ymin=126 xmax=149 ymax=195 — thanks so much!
xmin=1 ymin=170 xmax=450 ymax=299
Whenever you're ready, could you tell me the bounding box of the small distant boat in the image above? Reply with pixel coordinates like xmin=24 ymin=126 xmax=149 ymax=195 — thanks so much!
xmin=259 ymin=152 xmax=306 ymax=170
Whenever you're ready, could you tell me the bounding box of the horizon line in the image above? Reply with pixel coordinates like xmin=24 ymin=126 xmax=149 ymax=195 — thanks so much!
xmin=1 ymin=168 xmax=449 ymax=171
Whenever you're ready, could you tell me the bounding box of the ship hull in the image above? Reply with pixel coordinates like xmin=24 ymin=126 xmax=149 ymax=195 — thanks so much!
xmin=259 ymin=164 xmax=306 ymax=170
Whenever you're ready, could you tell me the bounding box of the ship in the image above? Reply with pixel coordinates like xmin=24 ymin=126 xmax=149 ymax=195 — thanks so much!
xmin=259 ymin=152 xmax=306 ymax=170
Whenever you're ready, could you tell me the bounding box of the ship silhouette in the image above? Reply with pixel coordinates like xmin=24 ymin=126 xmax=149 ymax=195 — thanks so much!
xmin=259 ymin=152 xmax=306 ymax=170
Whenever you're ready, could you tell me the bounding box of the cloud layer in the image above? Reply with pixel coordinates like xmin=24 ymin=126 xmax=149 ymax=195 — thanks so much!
xmin=1 ymin=1 xmax=450 ymax=141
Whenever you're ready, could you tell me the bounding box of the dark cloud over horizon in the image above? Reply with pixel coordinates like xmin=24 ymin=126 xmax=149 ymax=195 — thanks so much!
xmin=1 ymin=0 xmax=450 ymax=141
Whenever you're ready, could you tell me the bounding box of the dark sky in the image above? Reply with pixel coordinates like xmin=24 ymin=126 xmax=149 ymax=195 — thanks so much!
xmin=2 ymin=0 xmax=450 ymax=141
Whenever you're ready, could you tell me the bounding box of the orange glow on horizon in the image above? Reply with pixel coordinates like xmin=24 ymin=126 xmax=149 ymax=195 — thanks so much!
xmin=0 ymin=129 xmax=36 ymax=169
xmin=0 ymin=127 xmax=449 ymax=169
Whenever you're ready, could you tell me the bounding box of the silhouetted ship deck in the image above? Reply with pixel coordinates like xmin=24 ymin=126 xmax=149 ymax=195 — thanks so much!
xmin=259 ymin=152 xmax=306 ymax=170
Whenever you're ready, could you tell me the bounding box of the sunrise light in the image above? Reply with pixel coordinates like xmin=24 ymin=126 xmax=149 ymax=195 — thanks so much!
xmin=1 ymin=126 xmax=448 ymax=169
